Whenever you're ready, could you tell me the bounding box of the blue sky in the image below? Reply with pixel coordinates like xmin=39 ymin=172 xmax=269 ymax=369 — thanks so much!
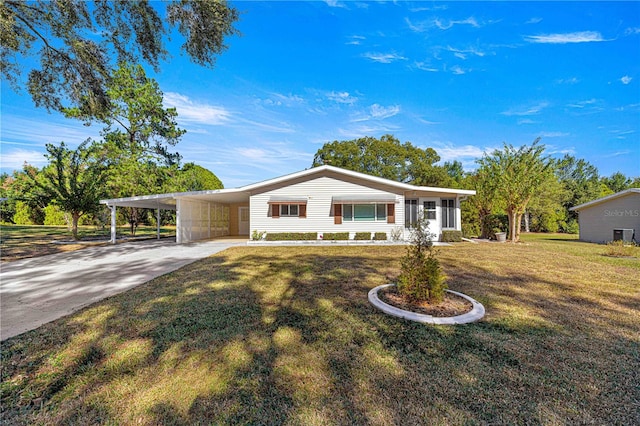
xmin=1 ymin=1 xmax=639 ymax=188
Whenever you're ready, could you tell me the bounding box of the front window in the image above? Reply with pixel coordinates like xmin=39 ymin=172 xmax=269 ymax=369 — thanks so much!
xmin=280 ymin=204 xmax=299 ymax=217
xmin=405 ymin=199 xmax=418 ymax=227
xmin=423 ymin=201 xmax=436 ymax=220
xmin=441 ymin=199 xmax=456 ymax=228
xmin=343 ymin=203 xmax=387 ymax=222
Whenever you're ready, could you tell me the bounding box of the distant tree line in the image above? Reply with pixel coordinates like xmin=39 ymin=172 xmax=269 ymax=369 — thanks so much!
xmin=313 ymin=135 xmax=640 ymax=242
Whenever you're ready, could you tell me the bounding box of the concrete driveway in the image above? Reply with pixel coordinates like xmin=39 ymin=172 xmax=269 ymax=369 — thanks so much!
xmin=0 ymin=238 xmax=245 ymax=341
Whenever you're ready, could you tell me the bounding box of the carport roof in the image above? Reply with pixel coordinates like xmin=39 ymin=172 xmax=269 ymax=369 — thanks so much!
xmin=570 ymin=188 xmax=640 ymax=211
xmin=100 ymin=188 xmax=250 ymax=210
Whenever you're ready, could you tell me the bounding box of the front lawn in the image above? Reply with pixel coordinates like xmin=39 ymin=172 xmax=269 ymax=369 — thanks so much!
xmin=0 ymin=224 xmax=176 ymax=262
xmin=1 ymin=235 xmax=638 ymax=424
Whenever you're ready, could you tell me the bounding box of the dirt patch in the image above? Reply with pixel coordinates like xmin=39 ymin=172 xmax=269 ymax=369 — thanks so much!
xmin=378 ymin=285 xmax=472 ymax=317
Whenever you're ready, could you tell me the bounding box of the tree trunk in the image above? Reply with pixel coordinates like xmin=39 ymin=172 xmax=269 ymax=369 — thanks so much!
xmin=507 ymin=208 xmax=518 ymax=242
xmin=515 ymin=212 xmax=523 ymax=241
xmin=524 ymin=212 xmax=530 ymax=233
xmin=71 ymin=213 xmax=80 ymax=240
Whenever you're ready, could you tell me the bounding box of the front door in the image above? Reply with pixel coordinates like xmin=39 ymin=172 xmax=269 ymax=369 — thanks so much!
xmin=238 ymin=206 xmax=250 ymax=235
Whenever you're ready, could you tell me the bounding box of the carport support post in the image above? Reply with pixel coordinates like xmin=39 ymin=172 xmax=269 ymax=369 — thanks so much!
xmin=109 ymin=205 xmax=117 ymax=244
xmin=157 ymin=208 xmax=161 ymax=240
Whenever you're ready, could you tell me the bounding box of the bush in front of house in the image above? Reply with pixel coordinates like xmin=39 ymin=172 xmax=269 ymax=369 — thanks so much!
xmin=398 ymin=217 xmax=447 ymax=303
xmin=441 ymin=230 xmax=463 ymax=242
xmin=354 ymin=232 xmax=371 ymax=240
xmin=265 ymin=232 xmax=317 ymax=241
xmin=323 ymin=232 xmax=349 ymax=240
xmin=373 ymin=232 xmax=387 ymax=241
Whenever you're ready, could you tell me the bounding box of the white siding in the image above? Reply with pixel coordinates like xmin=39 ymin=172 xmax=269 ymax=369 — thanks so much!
xmin=250 ymin=176 xmax=405 ymax=239
xmin=577 ymin=193 xmax=640 ymax=243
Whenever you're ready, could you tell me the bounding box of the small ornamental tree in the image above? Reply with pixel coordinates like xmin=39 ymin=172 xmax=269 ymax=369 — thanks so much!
xmin=397 ymin=217 xmax=447 ymax=303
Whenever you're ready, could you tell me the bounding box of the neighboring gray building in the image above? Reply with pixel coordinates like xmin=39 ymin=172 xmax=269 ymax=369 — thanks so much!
xmin=570 ymin=188 xmax=640 ymax=244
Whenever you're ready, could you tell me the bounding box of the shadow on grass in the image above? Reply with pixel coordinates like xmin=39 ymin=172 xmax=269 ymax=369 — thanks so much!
xmin=1 ymin=245 xmax=638 ymax=425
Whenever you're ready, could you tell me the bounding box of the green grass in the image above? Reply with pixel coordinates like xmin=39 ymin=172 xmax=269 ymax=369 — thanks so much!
xmin=0 ymin=224 xmax=176 ymax=262
xmin=1 ymin=235 xmax=638 ymax=424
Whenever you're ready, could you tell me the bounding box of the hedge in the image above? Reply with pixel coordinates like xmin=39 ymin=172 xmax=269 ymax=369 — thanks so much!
xmin=265 ymin=232 xmax=317 ymax=241
xmin=354 ymin=232 xmax=372 ymax=240
xmin=441 ymin=230 xmax=463 ymax=242
xmin=373 ymin=232 xmax=387 ymax=241
xmin=322 ymin=232 xmax=349 ymax=241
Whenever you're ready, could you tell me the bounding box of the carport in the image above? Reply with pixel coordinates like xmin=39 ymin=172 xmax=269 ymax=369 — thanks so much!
xmin=100 ymin=188 xmax=250 ymax=244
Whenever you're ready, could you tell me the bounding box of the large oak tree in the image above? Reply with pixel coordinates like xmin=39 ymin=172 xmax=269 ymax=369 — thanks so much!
xmin=1 ymin=0 xmax=239 ymax=115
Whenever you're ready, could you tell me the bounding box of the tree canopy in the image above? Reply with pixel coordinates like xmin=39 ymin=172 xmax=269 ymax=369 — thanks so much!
xmin=312 ymin=135 xmax=447 ymax=186
xmin=476 ymin=139 xmax=552 ymax=242
xmin=1 ymin=0 xmax=240 ymax=115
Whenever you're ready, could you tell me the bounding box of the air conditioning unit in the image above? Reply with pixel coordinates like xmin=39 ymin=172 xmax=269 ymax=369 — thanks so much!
xmin=613 ymin=228 xmax=634 ymax=242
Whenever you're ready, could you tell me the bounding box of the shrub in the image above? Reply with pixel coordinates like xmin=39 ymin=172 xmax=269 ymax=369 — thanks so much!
xmin=397 ymin=217 xmax=447 ymax=303
xmin=322 ymin=232 xmax=349 ymax=241
xmin=265 ymin=232 xmax=317 ymax=241
xmin=251 ymin=230 xmax=266 ymax=240
xmin=373 ymin=232 xmax=387 ymax=241
xmin=604 ymin=240 xmax=638 ymax=258
xmin=13 ymin=201 xmax=35 ymax=225
xmin=441 ymin=230 xmax=462 ymax=242
xmin=390 ymin=226 xmax=404 ymax=241
xmin=354 ymin=232 xmax=371 ymax=240
xmin=43 ymin=204 xmax=68 ymax=226
xmin=461 ymin=222 xmax=479 ymax=238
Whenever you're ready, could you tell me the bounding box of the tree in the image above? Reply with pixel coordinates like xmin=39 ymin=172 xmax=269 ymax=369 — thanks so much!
xmin=29 ymin=140 xmax=109 ymax=240
xmin=601 ymin=172 xmax=632 ymax=194
xmin=66 ymin=62 xmax=185 ymax=165
xmin=312 ymin=134 xmax=448 ymax=186
xmin=476 ymin=139 xmax=551 ymax=242
xmin=1 ymin=0 xmax=239 ymax=116
xmin=465 ymin=167 xmax=502 ymax=239
xmin=175 ymin=163 xmax=224 ymax=191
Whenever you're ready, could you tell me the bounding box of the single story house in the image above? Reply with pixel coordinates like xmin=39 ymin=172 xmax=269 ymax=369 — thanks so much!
xmin=100 ymin=165 xmax=476 ymax=244
xmin=570 ymin=188 xmax=639 ymax=243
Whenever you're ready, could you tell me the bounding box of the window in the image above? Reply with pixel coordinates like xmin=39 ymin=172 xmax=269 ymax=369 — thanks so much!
xmin=342 ymin=203 xmax=387 ymax=222
xmin=441 ymin=198 xmax=456 ymax=228
xmin=280 ymin=204 xmax=299 ymax=217
xmin=423 ymin=201 xmax=436 ymax=220
xmin=405 ymin=199 xmax=418 ymax=227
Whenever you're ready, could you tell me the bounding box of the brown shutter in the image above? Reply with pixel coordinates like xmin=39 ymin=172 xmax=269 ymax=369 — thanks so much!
xmin=299 ymin=204 xmax=306 ymax=218
xmin=387 ymin=204 xmax=395 ymax=224
xmin=334 ymin=204 xmax=342 ymax=224
xmin=272 ymin=204 xmax=280 ymax=218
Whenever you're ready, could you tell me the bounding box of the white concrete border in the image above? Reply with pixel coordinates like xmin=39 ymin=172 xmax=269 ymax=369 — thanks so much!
xmin=368 ymin=284 xmax=485 ymax=325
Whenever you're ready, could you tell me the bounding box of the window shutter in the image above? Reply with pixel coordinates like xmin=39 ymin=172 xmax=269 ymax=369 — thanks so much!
xmin=387 ymin=204 xmax=395 ymax=224
xmin=299 ymin=204 xmax=306 ymax=218
xmin=272 ymin=204 xmax=280 ymax=218
xmin=334 ymin=204 xmax=342 ymax=224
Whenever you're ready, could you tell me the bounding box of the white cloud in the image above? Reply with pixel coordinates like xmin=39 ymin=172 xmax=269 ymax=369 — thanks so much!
xmin=556 ymin=77 xmax=579 ymax=85
xmin=526 ymin=17 xmax=543 ymax=24
xmin=525 ymin=31 xmax=605 ymax=44
xmin=567 ymin=98 xmax=597 ymax=108
xmin=517 ymin=119 xmax=538 ymax=125
xmin=621 ymin=75 xmax=632 ymax=85
xmin=164 ymin=92 xmax=231 ymax=125
xmin=414 ymin=61 xmax=439 ymax=72
xmin=446 ymin=46 xmax=486 ymax=58
xmin=362 ymin=52 xmax=407 ymax=63
xmin=604 ymin=150 xmax=631 ymax=158
xmin=0 ymin=116 xmax=100 ymax=146
xmin=450 ymin=65 xmax=467 ymax=75
xmin=369 ymin=104 xmax=400 ymax=119
xmin=434 ymin=17 xmax=479 ymax=30
xmin=0 ymin=148 xmax=47 ymax=170
xmin=432 ymin=144 xmax=493 ymax=167
xmin=346 ymin=35 xmax=365 ymax=45
xmin=538 ymin=131 xmax=570 ymax=138
xmin=501 ymin=102 xmax=549 ymax=116
xmin=324 ymin=0 xmax=347 ymax=8
xmin=326 ymin=91 xmax=358 ymax=105
xmin=624 ymin=27 xmax=640 ymax=35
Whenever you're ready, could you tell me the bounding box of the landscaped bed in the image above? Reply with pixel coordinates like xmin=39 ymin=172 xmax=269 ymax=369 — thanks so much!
xmin=1 ymin=234 xmax=638 ymax=424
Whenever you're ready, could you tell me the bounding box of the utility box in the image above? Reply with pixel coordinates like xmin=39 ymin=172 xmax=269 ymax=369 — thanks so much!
xmin=613 ymin=228 xmax=634 ymax=242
